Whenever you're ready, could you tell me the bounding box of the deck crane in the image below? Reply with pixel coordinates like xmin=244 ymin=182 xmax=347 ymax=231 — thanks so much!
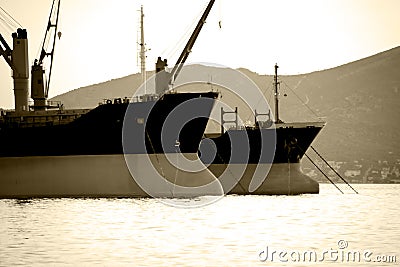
xmin=31 ymin=0 xmax=61 ymax=110
xmin=155 ymin=0 xmax=216 ymax=94
xmin=0 ymin=27 xmax=29 ymax=112
xmin=0 ymin=0 xmax=61 ymax=112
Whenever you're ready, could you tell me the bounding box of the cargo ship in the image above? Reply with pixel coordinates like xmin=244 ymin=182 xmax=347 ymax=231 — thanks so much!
xmin=0 ymin=0 xmax=223 ymax=198
xmin=200 ymin=64 xmax=325 ymax=194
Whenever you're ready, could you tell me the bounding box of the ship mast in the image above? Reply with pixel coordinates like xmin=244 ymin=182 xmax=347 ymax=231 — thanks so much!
xmin=274 ymin=63 xmax=282 ymax=123
xmin=139 ymin=5 xmax=146 ymax=89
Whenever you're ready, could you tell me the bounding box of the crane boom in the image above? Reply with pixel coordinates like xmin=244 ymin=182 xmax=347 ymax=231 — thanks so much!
xmin=155 ymin=0 xmax=215 ymax=94
xmin=169 ymin=0 xmax=216 ymax=84
xmin=0 ymin=34 xmax=15 ymax=71
xmin=45 ymin=0 xmax=61 ymax=97
xmin=31 ymin=0 xmax=61 ymax=110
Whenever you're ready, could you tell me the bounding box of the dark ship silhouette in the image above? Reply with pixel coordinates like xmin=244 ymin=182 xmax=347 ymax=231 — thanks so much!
xmin=1 ymin=0 xmax=325 ymax=198
xmin=0 ymin=0 xmax=222 ymax=198
xmin=201 ymin=64 xmax=325 ymax=194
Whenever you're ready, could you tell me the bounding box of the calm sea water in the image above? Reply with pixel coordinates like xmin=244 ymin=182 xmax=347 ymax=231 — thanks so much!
xmin=1 ymin=184 xmax=399 ymax=266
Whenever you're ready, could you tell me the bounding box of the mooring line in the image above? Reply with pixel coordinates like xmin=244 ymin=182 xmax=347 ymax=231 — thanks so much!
xmin=310 ymin=146 xmax=358 ymax=194
xmin=303 ymin=152 xmax=344 ymax=194
xmin=293 ymin=143 xmax=343 ymax=193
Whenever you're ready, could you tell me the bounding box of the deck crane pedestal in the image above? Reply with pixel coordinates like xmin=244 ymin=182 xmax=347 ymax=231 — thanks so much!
xmin=0 ymin=28 xmax=29 ymax=112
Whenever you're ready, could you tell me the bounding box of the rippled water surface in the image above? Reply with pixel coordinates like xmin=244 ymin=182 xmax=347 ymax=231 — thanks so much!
xmin=1 ymin=184 xmax=399 ymax=266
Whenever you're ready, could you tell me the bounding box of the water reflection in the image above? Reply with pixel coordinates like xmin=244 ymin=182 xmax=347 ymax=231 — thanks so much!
xmin=0 ymin=184 xmax=399 ymax=266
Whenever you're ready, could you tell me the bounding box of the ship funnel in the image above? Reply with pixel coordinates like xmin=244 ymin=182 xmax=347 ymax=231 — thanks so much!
xmin=155 ymin=56 xmax=171 ymax=95
xmin=12 ymin=28 xmax=29 ymax=112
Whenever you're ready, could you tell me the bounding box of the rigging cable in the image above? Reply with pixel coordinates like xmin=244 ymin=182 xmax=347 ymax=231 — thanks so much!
xmin=0 ymin=12 xmax=15 ymax=34
xmin=281 ymin=80 xmax=322 ymax=121
xmin=161 ymin=2 xmax=208 ymax=64
xmin=0 ymin=6 xmax=22 ymax=28
xmin=0 ymin=17 xmax=14 ymax=34
xmin=161 ymin=9 xmax=200 ymax=60
xmin=243 ymin=76 xmax=273 ymax=124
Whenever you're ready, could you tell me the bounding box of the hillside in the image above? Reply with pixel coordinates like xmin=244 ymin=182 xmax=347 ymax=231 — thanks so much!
xmin=51 ymin=46 xmax=400 ymax=180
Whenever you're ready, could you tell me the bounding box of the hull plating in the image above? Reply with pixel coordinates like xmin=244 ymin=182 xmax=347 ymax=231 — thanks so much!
xmin=0 ymin=154 xmax=222 ymax=198
xmin=208 ymin=163 xmax=319 ymax=195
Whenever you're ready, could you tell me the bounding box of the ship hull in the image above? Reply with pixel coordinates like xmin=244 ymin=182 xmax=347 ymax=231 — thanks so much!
xmin=207 ymin=163 xmax=319 ymax=195
xmin=0 ymin=153 xmax=222 ymax=198
xmin=202 ymin=122 xmax=325 ymax=195
xmin=0 ymin=92 xmax=222 ymax=198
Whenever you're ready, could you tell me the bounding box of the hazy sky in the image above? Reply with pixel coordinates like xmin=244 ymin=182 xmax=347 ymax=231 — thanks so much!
xmin=0 ymin=0 xmax=399 ymax=109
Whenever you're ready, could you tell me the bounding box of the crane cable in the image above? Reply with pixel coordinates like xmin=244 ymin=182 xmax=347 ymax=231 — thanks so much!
xmin=0 ymin=16 xmax=14 ymax=34
xmin=161 ymin=8 xmax=203 ymax=61
xmin=0 ymin=6 xmax=22 ymax=29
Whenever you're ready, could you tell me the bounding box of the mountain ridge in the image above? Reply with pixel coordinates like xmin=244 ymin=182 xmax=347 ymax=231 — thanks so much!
xmin=51 ymin=46 xmax=400 ymax=167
